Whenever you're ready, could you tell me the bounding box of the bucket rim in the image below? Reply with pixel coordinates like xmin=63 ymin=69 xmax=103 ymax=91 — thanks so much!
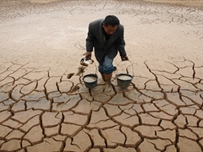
xmin=83 ymin=73 xmax=98 ymax=77
xmin=116 ymin=73 xmax=133 ymax=79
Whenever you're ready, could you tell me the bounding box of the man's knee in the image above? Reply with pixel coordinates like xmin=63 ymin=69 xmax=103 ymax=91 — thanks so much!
xmin=105 ymin=56 xmax=114 ymax=73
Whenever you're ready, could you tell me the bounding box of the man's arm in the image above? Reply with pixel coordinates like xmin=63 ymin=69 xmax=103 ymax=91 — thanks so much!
xmin=85 ymin=23 xmax=94 ymax=59
xmin=117 ymin=25 xmax=128 ymax=61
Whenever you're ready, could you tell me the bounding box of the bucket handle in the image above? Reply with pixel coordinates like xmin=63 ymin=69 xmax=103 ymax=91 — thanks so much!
xmin=116 ymin=60 xmax=135 ymax=77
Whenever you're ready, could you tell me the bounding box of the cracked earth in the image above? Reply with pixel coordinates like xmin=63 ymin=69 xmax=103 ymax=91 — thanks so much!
xmin=0 ymin=0 xmax=203 ymax=151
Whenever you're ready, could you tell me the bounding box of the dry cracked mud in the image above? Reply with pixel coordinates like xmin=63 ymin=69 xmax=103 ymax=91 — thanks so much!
xmin=0 ymin=0 xmax=203 ymax=152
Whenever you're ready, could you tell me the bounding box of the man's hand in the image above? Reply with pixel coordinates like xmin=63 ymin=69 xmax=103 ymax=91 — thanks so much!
xmin=85 ymin=52 xmax=92 ymax=60
xmin=121 ymin=56 xmax=129 ymax=61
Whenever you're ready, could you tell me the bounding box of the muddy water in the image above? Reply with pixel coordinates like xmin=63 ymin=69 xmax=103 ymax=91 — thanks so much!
xmin=117 ymin=75 xmax=132 ymax=81
xmin=84 ymin=76 xmax=97 ymax=83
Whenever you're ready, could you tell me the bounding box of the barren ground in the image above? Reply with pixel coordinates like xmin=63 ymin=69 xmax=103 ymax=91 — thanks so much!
xmin=0 ymin=0 xmax=203 ymax=151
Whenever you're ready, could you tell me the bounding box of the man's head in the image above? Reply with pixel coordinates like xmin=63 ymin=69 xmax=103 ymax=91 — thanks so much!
xmin=102 ymin=15 xmax=120 ymax=35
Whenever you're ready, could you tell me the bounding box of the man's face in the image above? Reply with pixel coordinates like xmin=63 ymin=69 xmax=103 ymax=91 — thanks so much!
xmin=103 ymin=24 xmax=118 ymax=35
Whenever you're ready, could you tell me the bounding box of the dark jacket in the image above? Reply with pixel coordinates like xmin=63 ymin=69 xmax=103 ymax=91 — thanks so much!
xmin=86 ymin=19 xmax=126 ymax=64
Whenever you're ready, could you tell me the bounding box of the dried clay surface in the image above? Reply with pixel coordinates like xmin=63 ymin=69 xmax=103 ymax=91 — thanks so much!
xmin=0 ymin=0 xmax=203 ymax=151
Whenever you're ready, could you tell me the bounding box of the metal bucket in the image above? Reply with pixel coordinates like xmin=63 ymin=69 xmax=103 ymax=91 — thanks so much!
xmin=80 ymin=57 xmax=94 ymax=66
xmin=83 ymin=74 xmax=98 ymax=88
xmin=116 ymin=73 xmax=133 ymax=88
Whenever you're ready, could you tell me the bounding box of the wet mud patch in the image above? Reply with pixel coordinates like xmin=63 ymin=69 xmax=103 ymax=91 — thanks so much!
xmin=67 ymin=73 xmax=74 ymax=79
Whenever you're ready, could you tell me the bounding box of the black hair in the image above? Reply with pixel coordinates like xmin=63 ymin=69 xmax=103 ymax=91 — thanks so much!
xmin=103 ymin=15 xmax=120 ymax=26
